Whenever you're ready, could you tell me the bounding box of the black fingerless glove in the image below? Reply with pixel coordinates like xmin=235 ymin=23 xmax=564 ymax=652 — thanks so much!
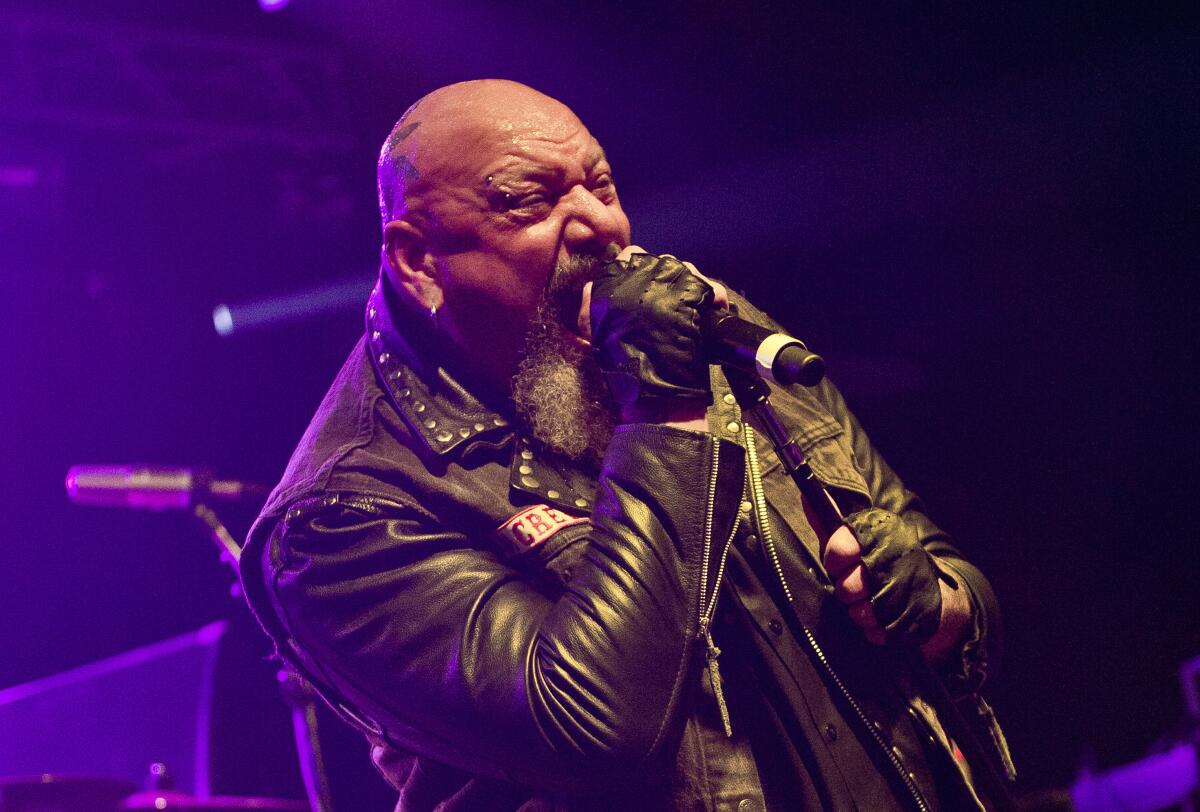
xmin=844 ymin=508 xmax=945 ymax=646
xmin=589 ymin=252 xmax=714 ymax=408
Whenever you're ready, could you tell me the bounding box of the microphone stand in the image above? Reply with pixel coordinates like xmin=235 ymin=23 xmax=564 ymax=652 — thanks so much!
xmin=191 ymin=501 xmax=334 ymax=812
xmin=721 ymin=365 xmax=845 ymax=530
xmin=722 ymin=363 xmax=1019 ymax=808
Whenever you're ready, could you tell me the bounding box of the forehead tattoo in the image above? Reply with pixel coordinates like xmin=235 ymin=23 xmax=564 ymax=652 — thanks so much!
xmin=395 ymin=155 xmax=420 ymax=181
xmin=393 ymin=121 xmax=420 ymax=142
xmin=384 ymin=120 xmax=421 ymax=181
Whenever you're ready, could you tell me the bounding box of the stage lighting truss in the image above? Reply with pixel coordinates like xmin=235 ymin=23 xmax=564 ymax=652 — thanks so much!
xmin=0 ymin=12 xmax=351 ymax=163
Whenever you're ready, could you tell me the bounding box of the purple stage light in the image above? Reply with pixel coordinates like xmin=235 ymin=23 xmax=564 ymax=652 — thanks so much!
xmin=0 ymin=165 xmax=41 ymax=188
xmin=258 ymin=0 xmax=290 ymax=11
xmin=213 ymin=275 xmax=373 ymax=336
xmin=1071 ymin=742 xmax=1198 ymax=811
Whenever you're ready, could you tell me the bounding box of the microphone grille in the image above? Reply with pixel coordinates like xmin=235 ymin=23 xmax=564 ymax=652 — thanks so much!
xmin=65 ymin=465 xmax=194 ymax=511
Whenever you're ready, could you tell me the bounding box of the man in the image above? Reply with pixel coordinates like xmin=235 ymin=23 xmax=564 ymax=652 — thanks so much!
xmin=240 ymin=79 xmax=1015 ymax=810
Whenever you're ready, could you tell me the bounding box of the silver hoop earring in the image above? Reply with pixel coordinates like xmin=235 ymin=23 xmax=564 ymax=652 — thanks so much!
xmin=428 ymin=303 xmax=438 ymax=328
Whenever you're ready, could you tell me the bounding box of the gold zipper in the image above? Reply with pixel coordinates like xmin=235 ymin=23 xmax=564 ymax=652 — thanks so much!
xmin=697 ymin=439 xmax=740 ymax=736
xmin=744 ymin=423 xmax=930 ymax=812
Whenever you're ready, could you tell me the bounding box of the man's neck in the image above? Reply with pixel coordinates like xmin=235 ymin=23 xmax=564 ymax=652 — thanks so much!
xmin=392 ymin=289 xmax=517 ymax=415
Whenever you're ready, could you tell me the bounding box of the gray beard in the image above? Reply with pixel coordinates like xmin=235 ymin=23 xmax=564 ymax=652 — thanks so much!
xmin=511 ymin=254 xmax=617 ymax=468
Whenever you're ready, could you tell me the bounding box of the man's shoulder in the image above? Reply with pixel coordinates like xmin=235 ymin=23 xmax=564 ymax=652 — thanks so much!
xmin=259 ymin=334 xmax=401 ymax=516
xmin=250 ymin=327 xmax=520 ymax=537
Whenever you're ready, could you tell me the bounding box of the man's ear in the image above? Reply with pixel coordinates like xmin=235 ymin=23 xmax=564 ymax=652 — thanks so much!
xmin=382 ymin=219 xmax=443 ymax=310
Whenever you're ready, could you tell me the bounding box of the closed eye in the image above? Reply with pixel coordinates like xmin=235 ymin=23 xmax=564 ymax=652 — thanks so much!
xmin=486 ymin=187 xmax=551 ymax=215
xmin=589 ymin=173 xmax=616 ymax=201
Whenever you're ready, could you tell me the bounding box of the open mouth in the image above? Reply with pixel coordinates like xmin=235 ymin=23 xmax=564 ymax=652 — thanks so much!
xmin=552 ymin=286 xmax=592 ymax=348
xmin=545 ymin=254 xmax=604 ymax=342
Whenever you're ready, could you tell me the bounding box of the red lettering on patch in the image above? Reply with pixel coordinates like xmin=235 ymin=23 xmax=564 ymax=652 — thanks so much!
xmin=497 ymin=504 xmax=587 ymax=548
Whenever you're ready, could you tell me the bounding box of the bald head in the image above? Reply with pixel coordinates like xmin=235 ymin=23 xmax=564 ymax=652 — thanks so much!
xmin=376 ymin=80 xmax=585 ymax=230
xmin=374 ymin=79 xmax=630 ymax=399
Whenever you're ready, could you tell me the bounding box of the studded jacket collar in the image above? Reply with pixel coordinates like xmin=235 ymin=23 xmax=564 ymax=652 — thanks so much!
xmin=365 ymin=280 xmax=514 ymax=459
xmin=363 ymin=279 xmax=609 ymax=515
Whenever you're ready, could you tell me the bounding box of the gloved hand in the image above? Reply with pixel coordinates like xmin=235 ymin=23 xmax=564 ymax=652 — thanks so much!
xmin=588 ymin=249 xmax=715 ymax=410
xmin=823 ymin=508 xmax=948 ymax=648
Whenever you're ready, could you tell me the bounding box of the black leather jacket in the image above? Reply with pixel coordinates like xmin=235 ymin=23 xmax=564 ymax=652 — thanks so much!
xmin=240 ymin=280 xmax=1014 ymax=810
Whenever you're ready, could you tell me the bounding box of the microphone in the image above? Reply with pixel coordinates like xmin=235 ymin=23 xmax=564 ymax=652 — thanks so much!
xmin=65 ymin=465 xmax=269 ymax=511
xmin=701 ymin=310 xmax=826 ymax=387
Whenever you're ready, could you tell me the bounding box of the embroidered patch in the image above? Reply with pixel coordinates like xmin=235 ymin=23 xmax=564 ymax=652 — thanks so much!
xmin=497 ymin=504 xmax=587 ymax=548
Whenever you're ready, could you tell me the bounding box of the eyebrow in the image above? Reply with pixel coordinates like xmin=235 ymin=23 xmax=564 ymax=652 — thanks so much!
xmin=585 ymin=147 xmax=609 ymax=171
xmin=483 ymin=145 xmax=611 ymax=189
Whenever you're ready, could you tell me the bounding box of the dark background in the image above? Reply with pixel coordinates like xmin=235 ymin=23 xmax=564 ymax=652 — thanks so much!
xmin=1 ymin=0 xmax=1196 ymax=806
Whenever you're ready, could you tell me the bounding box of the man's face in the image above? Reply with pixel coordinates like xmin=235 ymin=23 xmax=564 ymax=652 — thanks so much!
xmin=421 ymin=104 xmax=632 ymax=394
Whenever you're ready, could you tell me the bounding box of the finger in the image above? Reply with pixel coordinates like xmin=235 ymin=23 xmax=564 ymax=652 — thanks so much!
xmin=615 ymin=247 xmax=729 ymax=310
xmin=834 ymin=563 xmax=870 ymax=605
xmin=582 ymin=245 xmax=645 ymax=338
xmin=616 ymin=244 xmax=647 ymax=263
xmin=847 ymin=599 xmax=880 ymax=631
xmin=578 ymin=281 xmax=594 ymax=341
xmin=823 ymin=525 xmax=862 ymax=580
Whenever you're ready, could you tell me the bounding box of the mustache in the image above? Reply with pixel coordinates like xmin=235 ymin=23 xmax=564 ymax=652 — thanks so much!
xmin=544 ymin=252 xmax=608 ymax=329
xmin=517 ymin=251 xmax=618 ymax=465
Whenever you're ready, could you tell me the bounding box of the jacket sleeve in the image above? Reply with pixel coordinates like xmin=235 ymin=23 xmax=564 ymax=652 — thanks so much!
xmin=812 ymin=373 xmax=1003 ymax=695
xmin=249 ymin=424 xmax=745 ymax=793
xmin=727 ymin=289 xmax=1001 ymax=695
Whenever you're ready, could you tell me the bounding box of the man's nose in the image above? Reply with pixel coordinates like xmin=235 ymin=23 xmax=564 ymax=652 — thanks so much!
xmin=561 ymin=186 xmax=629 ymax=254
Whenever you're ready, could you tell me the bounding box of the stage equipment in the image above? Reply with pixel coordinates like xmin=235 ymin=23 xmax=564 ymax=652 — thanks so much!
xmin=64 ymin=468 xmax=333 ymax=812
xmin=121 ymin=789 xmax=307 ymax=809
xmin=0 ymin=12 xmax=348 ymax=160
xmin=0 ymin=623 xmax=227 ymax=798
xmin=702 ymin=309 xmax=825 ymax=387
xmin=1069 ymin=653 xmax=1200 ymax=811
xmin=66 ymin=466 xmax=268 ymax=512
xmin=0 ymin=775 xmax=137 ymax=812
xmin=1070 ymin=741 xmax=1198 ymax=812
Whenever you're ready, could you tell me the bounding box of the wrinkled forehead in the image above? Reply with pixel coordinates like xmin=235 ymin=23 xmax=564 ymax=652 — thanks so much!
xmin=415 ymin=92 xmax=603 ymax=186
